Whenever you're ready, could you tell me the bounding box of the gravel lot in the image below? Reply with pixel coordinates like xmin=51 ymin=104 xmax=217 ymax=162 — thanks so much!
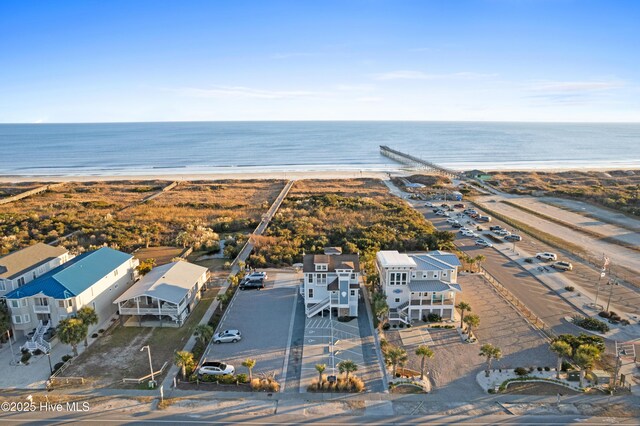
xmin=386 ymin=274 xmax=555 ymax=399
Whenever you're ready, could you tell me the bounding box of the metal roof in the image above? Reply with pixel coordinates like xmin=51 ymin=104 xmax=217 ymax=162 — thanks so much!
xmin=114 ymin=261 xmax=208 ymax=305
xmin=408 ymin=280 xmax=462 ymax=293
xmin=376 ymin=251 xmax=417 ymax=268
xmin=0 ymin=243 xmax=68 ymax=280
xmin=4 ymin=247 xmax=132 ymax=299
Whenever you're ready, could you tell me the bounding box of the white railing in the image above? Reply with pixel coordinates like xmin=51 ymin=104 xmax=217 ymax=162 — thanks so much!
xmin=306 ymin=296 xmax=331 ymax=317
xmin=33 ymin=304 xmax=51 ymax=313
xmin=119 ymin=306 xmax=179 ymax=316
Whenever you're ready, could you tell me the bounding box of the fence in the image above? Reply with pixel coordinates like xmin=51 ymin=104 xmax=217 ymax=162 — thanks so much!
xmin=122 ymin=361 xmax=169 ymax=384
xmin=47 ymin=358 xmax=85 ymax=390
xmin=479 ymin=268 xmax=556 ymax=341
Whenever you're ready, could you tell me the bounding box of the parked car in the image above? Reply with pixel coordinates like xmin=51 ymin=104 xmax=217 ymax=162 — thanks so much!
xmin=440 ymin=203 xmax=449 ymax=208
xmin=246 ymin=271 xmax=268 ymax=280
xmin=505 ymin=234 xmax=522 ymax=242
xmin=213 ymin=329 xmax=242 ymax=344
xmin=495 ymin=229 xmax=510 ymax=236
xmin=435 ymin=210 xmax=445 ymax=216
xmin=198 ymin=361 xmax=235 ymax=377
xmin=239 ymin=278 xmax=265 ymax=290
xmin=475 ymin=239 xmax=493 ymax=248
xmin=536 ymin=252 xmax=558 ymax=261
xmin=552 ymin=261 xmax=573 ymax=271
xmin=451 ymin=222 xmax=462 ymax=228
xmin=461 ymin=230 xmax=476 ymax=237
xmin=446 ymin=218 xmax=457 ymax=224
xmin=453 ymin=203 xmax=465 ymax=209
xmin=425 ymin=202 xmax=434 ymax=207
xmin=476 ymin=215 xmax=492 ymax=222
xmin=489 ymin=225 xmax=504 ymax=232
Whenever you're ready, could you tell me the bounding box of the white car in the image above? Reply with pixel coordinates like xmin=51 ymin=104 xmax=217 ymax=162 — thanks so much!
xmin=198 ymin=361 xmax=235 ymax=377
xmin=246 ymin=271 xmax=268 ymax=280
xmin=475 ymin=239 xmax=493 ymax=248
xmin=552 ymin=261 xmax=573 ymax=271
xmin=495 ymin=229 xmax=511 ymax=236
xmin=435 ymin=210 xmax=446 ymax=216
xmin=536 ymin=252 xmax=557 ymax=261
xmin=446 ymin=218 xmax=457 ymax=224
xmin=459 ymin=227 xmax=471 ymax=232
xmin=213 ymin=329 xmax=242 ymax=344
xmin=425 ymin=202 xmax=433 ymax=207
xmin=461 ymin=230 xmax=475 ymax=237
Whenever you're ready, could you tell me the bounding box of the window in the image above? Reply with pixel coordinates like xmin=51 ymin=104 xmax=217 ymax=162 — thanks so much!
xmin=0 ymin=281 xmax=5 ymax=291
xmin=13 ymin=315 xmax=22 ymax=324
xmin=58 ymin=300 xmax=65 ymax=308
xmin=24 ymin=314 xmax=30 ymax=323
xmin=394 ymin=298 xmax=400 ymax=303
xmin=21 ymin=299 xmax=27 ymax=307
xmin=317 ymin=273 xmax=327 ymax=285
xmin=17 ymin=277 xmax=25 ymax=287
xmin=10 ymin=300 xmax=19 ymax=308
xmin=308 ymin=288 xmax=314 ymax=299
xmin=351 ymin=273 xmax=356 ymax=280
xmin=315 ymin=264 xmax=328 ymax=271
xmin=308 ymin=274 xmax=313 ymax=284
xmin=350 ymin=290 xmax=355 ymax=296
xmin=389 ymin=272 xmax=407 ymax=286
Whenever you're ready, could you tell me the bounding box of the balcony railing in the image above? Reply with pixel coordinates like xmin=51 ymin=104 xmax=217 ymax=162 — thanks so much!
xmin=409 ymin=298 xmax=455 ymax=306
xmin=33 ymin=304 xmax=51 ymax=313
xmin=119 ymin=306 xmax=178 ymax=316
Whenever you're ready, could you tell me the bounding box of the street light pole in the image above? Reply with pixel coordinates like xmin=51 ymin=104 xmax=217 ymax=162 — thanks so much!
xmin=6 ymin=330 xmax=16 ymax=365
xmin=141 ymin=345 xmax=155 ymax=384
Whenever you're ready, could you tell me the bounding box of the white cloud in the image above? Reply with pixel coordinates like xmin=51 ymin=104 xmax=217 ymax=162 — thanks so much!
xmin=372 ymin=70 xmax=497 ymax=81
xmin=174 ymin=86 xmax=324 ymax=100
xmin=528 ymin=80 xmax=624 ymax=93
xmin=355 ymin=96 xmax=383 ymax=103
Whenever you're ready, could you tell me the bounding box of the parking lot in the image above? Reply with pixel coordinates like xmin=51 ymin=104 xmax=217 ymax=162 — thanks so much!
xmin=204 ymin=271 xmax=300 ymax=385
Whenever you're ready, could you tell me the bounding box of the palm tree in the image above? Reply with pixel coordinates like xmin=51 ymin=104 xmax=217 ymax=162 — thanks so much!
xmin=242 ymin=358 xmax=257 ymax=381
xmin=194 ymin=324 xmax=214 ymax=346
xmin=455 ymin=301 xmax=471 ymax=329
xmin=57 ymin=318 xmax=87 ymax=356
xmin=0 ymin=303 xmax=11 ymax=339
xmin=550 ymin=340 xmax=573 ymax=379
xmin=385 ymin=346 xmax=408 ymax=377
xmin=76 ymin=306 xmax=99 ymax=347
xmin=372 ymin=292 xmax=389 ymax=330
xmin=463 ymin=313 xmax=480 ymax=338
xmin=473 ymin=255 xmax=486 ymax=272
xmin=467 ymin=257 xmax=477 ymax=272
xmin=337 ymin=360 xmax=358 ymax=381
xmin=574 ymin=344 xmax=601 ymax=387
xmin=174 ymin=351 xmax=194 ymax=380
xmin=415 ymin=345 xmax=434 ymax=380
xmin=479 ymin=343 xmax=502 ymax=377
xmin=217 ymin=292 xmax=231 ymax=309
xmin=315 ymin=363 xmax=326 ymax=389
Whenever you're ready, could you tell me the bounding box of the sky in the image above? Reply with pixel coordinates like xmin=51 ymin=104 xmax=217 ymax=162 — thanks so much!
xmin=0 ymin=0 xmax=639 ymax=123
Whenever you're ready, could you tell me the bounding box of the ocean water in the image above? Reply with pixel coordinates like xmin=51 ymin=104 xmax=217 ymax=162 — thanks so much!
xmin=1 ymin=121 xmax=639 ymax=176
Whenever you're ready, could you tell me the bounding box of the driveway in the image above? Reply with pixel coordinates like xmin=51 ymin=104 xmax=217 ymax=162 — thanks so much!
xmin=204 ymin=271 xmax=301 ymax=386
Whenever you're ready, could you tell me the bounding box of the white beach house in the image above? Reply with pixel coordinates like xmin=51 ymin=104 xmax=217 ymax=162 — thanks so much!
xmin=115 ymin=260 xmax=209 ymax=327
xmin=303 ymin=248 xmax=360 ymax=318
xmin=4 ymin=247 xmax=138 ymax=352
xmin=0 ymin=243 xmax=71 ymax=297
xmin=376 ymin=250 xmax=462 ymax=324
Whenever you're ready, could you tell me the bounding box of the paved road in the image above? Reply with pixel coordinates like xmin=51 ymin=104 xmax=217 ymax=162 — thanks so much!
xmin=543 ymin=196 xmax=640 ymax=233
xmin=473 ymin=194 xmax=640 ymax=280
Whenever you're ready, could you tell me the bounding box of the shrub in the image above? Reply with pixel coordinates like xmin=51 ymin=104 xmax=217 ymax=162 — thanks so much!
xmin=561 ymin=361 xmax=572 ymax=372
xmin=488 ymin=388 xmax=496 ymax=394
xmin=427 ymin=313 xmax=442 ymax=322
xmin=528 ymin=367 xmax=535 ymax=373
xmin=406 ymin=324 xmax=412 ymax=328
xmin=34 ymin=349 xmax=43 ymax=356
xmin=598 ymin=311 xmax=611 ymax=319
xmin=250 ymin=377 xmax=280 ymax=392
xmin=537 ymin=367 xmax=543 ymax=372
xmin=91 ymin=333 xmax=98 ymax=338
xmin=53 ymin=362 xmax=64 ymax=373
xmin=219 ymin=374 xmax=236 ymax=385
xmin=398 ymin=323 xmax=405 ymax=329
xmin=564 ymin=286 xmax=575 ymax=292
xmin=514 ymin=367 xmax=528 ymax=376
xmin=236 ymin=373 xmax=249 ymax=384
xmin=21 ymin=352 xmax=32 ymax=364
xmin=392 ymin=324 xmax=397 ymax=328
xmin=98 ymin=329 xmax=105 ymax=333
xmin=544 ymin=366 xmax=551 ymax=371
xmin=21 ymin=348 xmax=29 ymax=354
xmin=337 ymin=316 xmax=352 ymax=322
xmin=382 ymin=323 xmax=390 ymax=330
xmin=62 ymin=355 xmax=73 ymax=362
xmin=620 ymin=319 xmax=630 ymax=326
xmin=571 ymin=315 xmax=610 ymax=333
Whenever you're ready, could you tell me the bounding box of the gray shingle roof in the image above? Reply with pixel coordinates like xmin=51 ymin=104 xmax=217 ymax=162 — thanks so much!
xmin=0 ymin=243 xmax=67 ymax=280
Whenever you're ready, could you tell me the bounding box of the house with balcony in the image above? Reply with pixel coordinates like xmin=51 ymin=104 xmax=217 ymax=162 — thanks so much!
xmin=4 ymin=247 xmax=138 ymax=351
xmin=114 ymin=260 xmax=209 ymax=327
xmin=376 ymin=250 xmax=462 ymax=324
xmin=0 ymin=243 xmax=70 ymax=297
xmin=303 ymin=248 xmax=360 ymax=318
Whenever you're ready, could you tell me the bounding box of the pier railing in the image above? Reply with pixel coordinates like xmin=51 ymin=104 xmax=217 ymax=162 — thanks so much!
xmin=380 ymin=145 xmax=462 ymax=178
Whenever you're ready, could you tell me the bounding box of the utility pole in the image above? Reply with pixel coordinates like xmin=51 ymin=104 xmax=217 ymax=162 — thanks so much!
xmin=594 ymin=255 xmax=609 ymax=311
xmin=605 ymin=263 xmax=616 ymax=313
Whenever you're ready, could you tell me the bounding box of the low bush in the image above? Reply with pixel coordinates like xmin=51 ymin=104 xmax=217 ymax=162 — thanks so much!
xmin=564 ymin=286 xmax=575 ymax=292
xmin=34 ymin=349 xmax=43 ymax=356
xmin=53 ymin=362 xmax=64 ymax=373
xmin=598 ymin=311 xmax=611 ymax=319
xmin=620 ymin=319 xmax=630 ymax=326
xmin=514 ymin=367 xmax=528 ymax=376
xmin=91 ymin=333 xmax=99 ymax=338
xmin=571 ymin=315 xmax=610 ymax=333
xmin=236 ymin=373 xmax=249 ymax=384
xmin=426 ymin=313 xmax=442 ymax=322
xmin=537 ymin=367 xmax=543 ymax=372
xmin=544 ymin=366 xmax=551 ymax=371
xmin=337 ymin=316 xmax=353 ymax=322
xmin=307 ymin=376 xmax=365 ymax=393
xmin=219 ymin=374 xmax=236 ymax=385
xmin=251 ymin=377 xmax=280 ymax=392
xmin=62 ymin=355 xmax=73 ymax=362
xmin=382 ymin=323 xmax=390 ymax=330
xmin=398 ymin=323 xmax=405 ymax=329
xmin=528 ymin=367 xmax=535 ymax=373
xmin=21 ymin=352 xmax=32 ymax=364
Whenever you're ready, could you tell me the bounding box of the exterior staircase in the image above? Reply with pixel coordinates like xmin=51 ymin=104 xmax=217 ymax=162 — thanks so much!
xmin=305 ymin=296 xmax=331 ymax=318
xmin=389 ymin=301 xmax=410 ymax=324
xmin=21 ymin=320 xmax=52 ymax=354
